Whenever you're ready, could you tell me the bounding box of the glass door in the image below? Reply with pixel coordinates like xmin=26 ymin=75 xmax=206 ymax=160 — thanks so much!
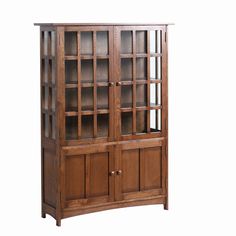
xmin=116 ymin=26 xmax=165 ymax=140
xmin=64 ymin=27 xmax=114 ymax=143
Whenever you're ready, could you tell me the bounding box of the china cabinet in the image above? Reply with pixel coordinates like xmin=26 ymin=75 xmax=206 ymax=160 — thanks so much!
xmin=34 ymin=23 xmax=171 ymax=226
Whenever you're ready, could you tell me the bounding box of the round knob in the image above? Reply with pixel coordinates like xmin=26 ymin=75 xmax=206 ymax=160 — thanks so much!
xmin=109 ymin=171 xmax=115 ymax=176
xmin=116 ymin=170 xmax=122 ymax=175
xmin=116 ymin=82 xmax=122 ymax=86
xmin=109 ymin=82 xmax=114 ymax=87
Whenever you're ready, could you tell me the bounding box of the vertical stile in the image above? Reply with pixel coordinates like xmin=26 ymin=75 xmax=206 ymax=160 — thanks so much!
xmin=147 ymin=31 xmax=150 ymax=133
xmin=85 ymin=154 xmax=90 ymax=198
xmin=77 ymin=32 xmax=81 ymax=138
xmin=160 ymin=29 xmax=164 ymax=133
xmin=108 ymin=28 xmax=114 ymax=141
xmin=56 ymin=27 xmax=65 ymax=143
xmin=132 ymin=30 xmax=136 ymax=134
xmin=93 ymin=31 xmax=97 ymax=137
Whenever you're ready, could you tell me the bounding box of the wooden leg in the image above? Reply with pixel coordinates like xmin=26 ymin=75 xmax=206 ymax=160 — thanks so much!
xmin=56 ymin=219 xmax=61 ymax=227
xmin=164 ymin=200 xmax=168 ymax=210
xmin=42 ymin=212 xmax=46 ymax=218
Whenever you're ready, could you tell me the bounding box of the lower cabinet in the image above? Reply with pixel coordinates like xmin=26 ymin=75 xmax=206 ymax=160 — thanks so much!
xmin=61 ymin=139 xmax=167 ymax=210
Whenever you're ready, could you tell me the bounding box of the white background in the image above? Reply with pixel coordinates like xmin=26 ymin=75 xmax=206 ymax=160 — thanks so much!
xmin=0 ymin=0 xmax=236 ymax=234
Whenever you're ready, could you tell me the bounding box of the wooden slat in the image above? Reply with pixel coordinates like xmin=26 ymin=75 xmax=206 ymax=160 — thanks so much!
xmin=93 ymin=31 xmax=97 ymax=138
xmin=147 ymin=31 xmax=150 ymax=133
xmin=132 ymin=30 xmax=136 ymax=134
xmin=56 ymin=27 xmax=65 ymax=144
xmin=108 ymin=28 xmax=114 ymax=141
xmin=85 ymin=154 xmax=90 ymax=198
xmin=77 ymin=32 xmax=82 ymax=138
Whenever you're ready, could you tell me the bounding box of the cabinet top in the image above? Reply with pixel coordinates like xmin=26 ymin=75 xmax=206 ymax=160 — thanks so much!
xmin=34 ymin=23 xmax=174 ymax=26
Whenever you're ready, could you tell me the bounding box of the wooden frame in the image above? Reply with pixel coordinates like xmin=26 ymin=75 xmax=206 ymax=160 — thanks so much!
xmin=35 ymin=23 xmax=172 ymax=226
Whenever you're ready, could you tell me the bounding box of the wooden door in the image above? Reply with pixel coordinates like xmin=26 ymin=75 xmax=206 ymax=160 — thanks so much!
xmin=114 ymin=26 xmax=167 ymax=141
xmin=57 ymin=26 xmax=115 ymax=145
xmin=61 ymin=144 xmax=115 ymax=208
xmin=115 ymin=139 xmax=167 ymax=201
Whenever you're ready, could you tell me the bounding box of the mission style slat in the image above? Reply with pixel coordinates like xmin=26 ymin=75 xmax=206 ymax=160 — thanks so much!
xmin=35 ymin=23 xmax=171 ymax=226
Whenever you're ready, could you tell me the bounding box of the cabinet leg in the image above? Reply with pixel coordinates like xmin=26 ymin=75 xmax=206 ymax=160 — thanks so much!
xmin=164 ymin=201 xmax=168 ymax=210
xmin=56 ymin=219 xmax=61 ymax=227
xmin=42 ymin=212 xmax=46 ymax=218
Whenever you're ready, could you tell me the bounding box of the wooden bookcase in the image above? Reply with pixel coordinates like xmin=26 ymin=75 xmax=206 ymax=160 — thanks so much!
xmin=34 ymin=23 xmax=171 ymax=226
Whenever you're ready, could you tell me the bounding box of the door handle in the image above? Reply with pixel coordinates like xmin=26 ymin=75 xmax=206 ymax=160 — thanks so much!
xmin=116 ymin=82 xmax=122 ymax=86
xmin=109 ymin=171 xmax=115 ymax=176
xmin=116 ymin=170 xmax=122 ymax=175
xmin=108 ymin=82 xmax=115 ymax=87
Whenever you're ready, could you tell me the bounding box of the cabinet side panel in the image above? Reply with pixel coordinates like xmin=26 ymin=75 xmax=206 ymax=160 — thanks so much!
xmin=140 ymin=146 xmax=162 ymax=190
xmin=43 ymin=148 xmax=57 ymax=207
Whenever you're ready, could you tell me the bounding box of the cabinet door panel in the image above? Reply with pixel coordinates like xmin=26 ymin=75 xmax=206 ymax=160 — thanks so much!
xmin=116 ymin=140 xmax=166 ymax=201
xmin=65 ymin=155 xmax=85 ymax=200
xmin=140 ymin=147 xmax=162 ymax=190
xmin=62 ymin=145 xmax=114 ymax=208
xmin=122 ymin=149 xmax=139 ymax=193
xmin=88 ymin=152 xmax=109 ymax=197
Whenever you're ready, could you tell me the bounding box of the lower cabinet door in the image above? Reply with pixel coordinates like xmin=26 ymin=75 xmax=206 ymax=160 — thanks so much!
xmin=62 ymin=145 xmax=115 ymax=208
xmin=115 ymin=139 xmax=166 ymax=201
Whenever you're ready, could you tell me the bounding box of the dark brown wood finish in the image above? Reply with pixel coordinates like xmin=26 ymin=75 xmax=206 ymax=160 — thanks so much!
xmin=36 ymin=23 xmax=171 ymax=226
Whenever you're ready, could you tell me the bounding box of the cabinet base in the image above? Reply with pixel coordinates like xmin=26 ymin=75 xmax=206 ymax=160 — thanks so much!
xmin=42 ymin=195 xmax=167 ymax=226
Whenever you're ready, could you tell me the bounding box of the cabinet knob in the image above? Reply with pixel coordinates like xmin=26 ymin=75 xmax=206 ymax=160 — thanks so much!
xmin=109 ymin=82 xmax=114 ymax=87
xmin=109 ymin=171 xmax=115 ymax=176
xmin=116 ymin=82 xmax=122 ymax=86
xmin=116 ymin=170 xmax=122 ymax=175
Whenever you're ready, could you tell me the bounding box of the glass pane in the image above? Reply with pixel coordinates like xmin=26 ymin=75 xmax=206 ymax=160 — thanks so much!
xmin=52 ymin=115 xmax=56 ymax=139
xmin=121 ymin=85 xmax=132 ymax=108
xmin=48 ymin=87 xmax=52 ymax=110
xmin=81 ymin=60 xmax=93 ymax=83
xmin=136 ymin=58 xmax=147 ymax=80
xmin=150 ymin=30 xmax=156 ymax=53
xmin=65 ymin=88 xmax=78 ymax=111
xmin=43 ymin=86 xmax=48 ymax=109
xmin=51 ymin=59 xmax=56 ymax=84
xmin=150 ymin=109 xmax=161 ymax=132
xmin=66 ymin=116 xmax=78 ymax=140
xmin=158 ymin=109 xmax=161 ymax=130
xmin=51 ymin=31 xmax=56 ymax=56
xmin=157 ymin=57 xmax=162 ymax=79
xmin=121 ymin=58 xmax=133 ymax=81
xmin=150 ymin=57 xmax=156 ymax=80
xmin=150 ymin=83 xmax=157 ymax=106
xmin=136 ymin=85 xmax=147 ymax=107
xmin=65 ymin=32 xmax=77 ymax=56
xmin=150 ymin=110 xmax=156 ymax=131
xmin=42 ymin=59 xmax=48 ymax=83
xmin=44 ymin=114 xmax=49 ymax=137
xmin=136 ymin=31 xmax=147 ymax=53
xmin=82 ymin=87 xmax=93 ymax=111
xmin=97 ymin=87 xmax=108 ymax=109
xmin=121 ymin=31 xmax=132 ymax=54
xmin=65 ymin=60 xmax=77 ymax=84
xmin=81 ymin=115 xmax=93 ymax=138
xmin=52 ymin=88 xmax=56 ymax=111
xmin=97 ymin=59 xmax=108 ymax=82
xmin=136 ymin=111 xmax=147 ymax=133
xmin=43 ymin=31 xmax=48 ymax=56
xmin=157 ymin=30 xmax=162 ymax=53
xmin=81 ymin=32 xmax=93 ymax=55
xmin=96 ymin=31 xmax=108 ymax=55
xmin=97 ymin=114 xmax=109 ymax=137
xmin=121 ymin=112 xmax=132 ymax=135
